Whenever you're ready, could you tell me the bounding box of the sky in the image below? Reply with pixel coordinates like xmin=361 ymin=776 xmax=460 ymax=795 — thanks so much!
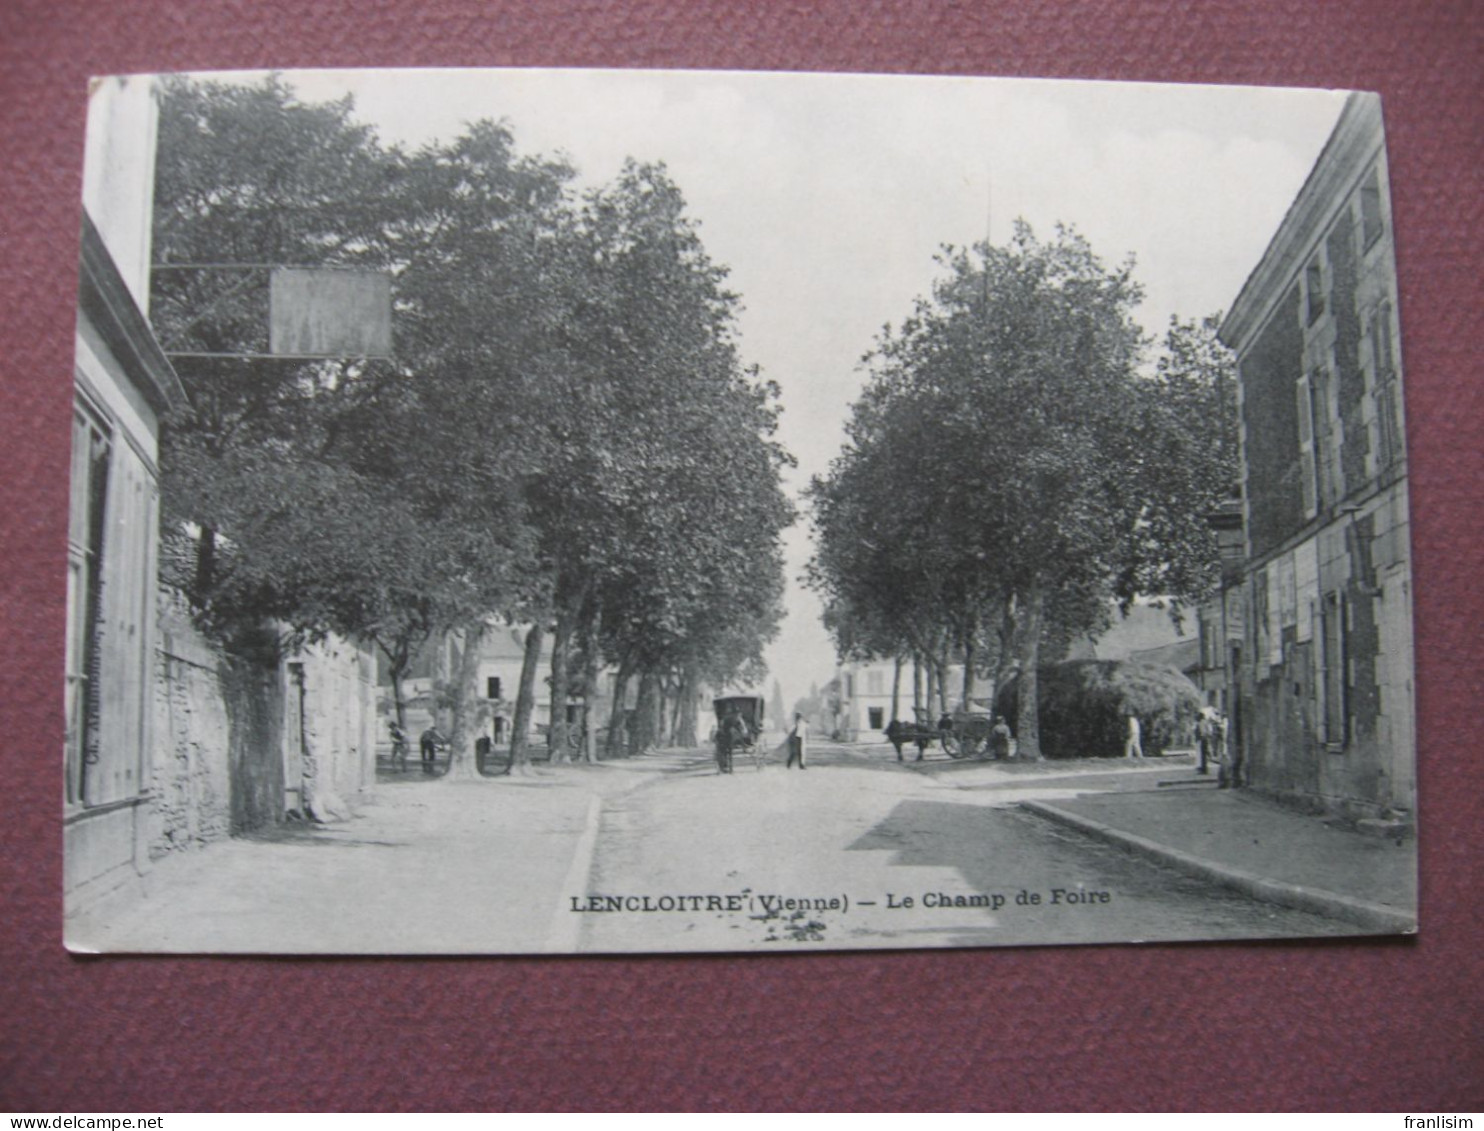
xmin=204 ymin=66 xmax=1348 ymax=708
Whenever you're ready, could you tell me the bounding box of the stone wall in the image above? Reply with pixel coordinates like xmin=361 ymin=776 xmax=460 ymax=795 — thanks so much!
xmin=151 ymin=596 xmax=237 ymax=855
xmin=151 ymin=595 xmax=376 ymax=851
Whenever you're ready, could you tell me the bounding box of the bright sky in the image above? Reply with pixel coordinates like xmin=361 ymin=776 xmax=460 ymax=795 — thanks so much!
xmin=205 ymin=67 xmax=1348 ymax=708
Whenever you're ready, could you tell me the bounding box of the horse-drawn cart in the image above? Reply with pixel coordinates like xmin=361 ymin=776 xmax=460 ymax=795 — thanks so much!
xmin=886 ymin=708 xmax=1008 ymax=760
xmin=884 ymin=716 xmax=938 ymax=761
xmin=713 ymin=695 xmax=766 ymax=773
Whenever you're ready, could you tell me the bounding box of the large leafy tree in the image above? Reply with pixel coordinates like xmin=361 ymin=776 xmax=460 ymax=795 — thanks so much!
xmin=811 ymin=223 xmax=1232 ymax=759
xmin=151 ymin=76 xmax=573 ymax=780
xmin=518 ymin=163 xmax=792 ymax=760
xmin=153 ymin=76 xmax=794 ymax=781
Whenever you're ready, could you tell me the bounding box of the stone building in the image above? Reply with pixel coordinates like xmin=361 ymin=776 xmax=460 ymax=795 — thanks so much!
xmin=66 ymin=77 xmax=188 ymax=908
xmin=67 ymin=79 xmax=378 ymax=937
xmin=1216 ymin=91 xmax=1414 ymax=826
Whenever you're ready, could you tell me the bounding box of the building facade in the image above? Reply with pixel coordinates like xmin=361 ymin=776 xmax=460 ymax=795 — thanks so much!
xmin=68 ymin=79 xmax=379 ymax=932
xmin=1218 ymin=92 xmax=1414 ymax=825
xmin=66 ymin=78 xmax=189 ymax=908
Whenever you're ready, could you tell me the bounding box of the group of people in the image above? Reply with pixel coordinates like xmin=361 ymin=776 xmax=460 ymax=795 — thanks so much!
xmin=715 ymin=709 xmax=810 ymax=772
xmin=1122 ymin=704 xmax=1229 ymax=775
xmin=387 ymin=721 xmax=446 ymax=775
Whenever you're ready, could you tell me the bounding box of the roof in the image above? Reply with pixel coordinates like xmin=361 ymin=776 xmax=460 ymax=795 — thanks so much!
xmin=1091 ymin=601 xmax=1191 ymax=661
xmin=1219 ymin=91 xmax=1386 ymax=351
xmin=78 ymin=210 xmax=188 ymax=415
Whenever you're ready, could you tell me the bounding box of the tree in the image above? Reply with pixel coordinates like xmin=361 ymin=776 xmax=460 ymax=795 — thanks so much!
xmin=811 ymin=222 xmax=1219 ymax=760
xmin=509 ymin=162 xmax=792 ymax=758
xmin=152 ymin=76 xmax=576 ymax=783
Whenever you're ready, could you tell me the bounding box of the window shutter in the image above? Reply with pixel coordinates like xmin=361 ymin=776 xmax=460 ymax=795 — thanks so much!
xmin=1296 ymin=371 xmax=1317 ymax=519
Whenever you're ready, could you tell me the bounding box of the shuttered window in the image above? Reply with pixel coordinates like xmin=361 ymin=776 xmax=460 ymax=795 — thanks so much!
xmin=1320 ymin=590 xmax=1349 ymax=748
xmin=66 ymin=402 xmax=111 ymax=807
xmin=65 ymin=393 xmax=159 ymax=808
xmin=1296 ymin=371 xmax=1317 ymax=520
xmin=1370 ymin=301 xmax=1402 ymax=471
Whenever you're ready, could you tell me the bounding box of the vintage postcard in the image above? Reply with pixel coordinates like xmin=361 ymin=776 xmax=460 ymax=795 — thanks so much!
xmin=65 ymin=68 xmax=1415 ymax=954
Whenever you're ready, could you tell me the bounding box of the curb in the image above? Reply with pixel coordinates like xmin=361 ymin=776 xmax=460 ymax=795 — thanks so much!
xmin=1020 ymin=799 xmax=1416 ymax=935
xmin=543 ymin=794 xmax=604 ymax=953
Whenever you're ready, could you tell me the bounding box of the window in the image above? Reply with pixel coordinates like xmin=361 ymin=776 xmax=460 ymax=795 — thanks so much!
xmin=1360 ymin=170 xmax=1384 ymax=249
xmin=1368 ymin=301 xmax=1403 ymax=471
xmin=1305 ymin=258 xmax=1326 ymax=325
xmin=486 ymin=676 xmax=502 ymax=700
xmin=1320 ymin=591 xmax=1348 ymax=747
xmin=866 ymin=670 xmax=884 ymax=695
xmin=65 ymin=390 xmax=157 ymax=810
xmin=868 ymin=707 xmax=884 ymax=730
xmin=1296 ymin=371 xmax=1318 ymax=519
xmin=65 ymin=402 xmax=111 ymax=806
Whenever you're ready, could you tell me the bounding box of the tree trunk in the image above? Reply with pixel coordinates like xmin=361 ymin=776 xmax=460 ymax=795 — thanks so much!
xmin=913 ymin=651 xmax=925 ymax=719
xmin=630 ymin=669 xmax=661 ymax=756
xmin=995 ymin=592 xmax=1020 ymax=689
xmin=961 ymin=630 xmax=977 ymax=712
xmin=658 ymin=680 xmax=674 ymax=747
xmin=890 ymin=653 xmax=903 ymax=723
xmin=606 ymin=653 xmax=635 ymax=759
xmin=1015 ymin=583 xmax=1046 ymax=760
xmin=936 ymin=649 xmax=951 ymax=717
xmin=924 ymin=660 xmax=937 ymax=722
xmin=509 ymin=622 xmax=545 ymax=773
xmin=387 ymin=654 xmax=409 ymax=732
xmin=443 ymin=620 xmax=487 ymax=781
xmin=578 ymin=601 xmax=601 ymax=764
xmin=194 ymin=525 xmax=217 ymax=600
xmin=675 ymin=658 xmax=700 ymax=747
xmin=548 ymin=602 xmax=574 ymax=763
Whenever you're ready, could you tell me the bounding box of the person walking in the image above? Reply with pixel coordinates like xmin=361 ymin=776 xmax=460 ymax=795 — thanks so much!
xmin=990 ymin=715 xmax=1012 ymax=761
xmin=1123 ymin=711 xmax=1144 ymax=760
xmin=785 ymin=712 xmax=809 ymax=770
xmin=1196 ymin=706 xmax=1218 ymax=774
xmin=388 ymin=720 xmax=408 ymax=773
xmin=419 ymin=726 xmax=447 ymax=775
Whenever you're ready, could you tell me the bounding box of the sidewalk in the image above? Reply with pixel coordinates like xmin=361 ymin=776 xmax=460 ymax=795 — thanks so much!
xmin=65 ymin=770 xmax=612 ymax=955
xmin=1021 ymin=786 xmax=1417 ymax=934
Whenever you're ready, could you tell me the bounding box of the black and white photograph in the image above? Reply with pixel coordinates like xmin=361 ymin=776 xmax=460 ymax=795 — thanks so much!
xmin=64 ymin=67 xmax=1416 ymax=955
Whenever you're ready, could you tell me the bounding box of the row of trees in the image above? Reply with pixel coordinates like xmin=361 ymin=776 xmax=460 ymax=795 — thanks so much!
xmin=806 ymin=222 xmax=1236 ymax=759
xmin=151 ymin=75 xmax=792 ymax=778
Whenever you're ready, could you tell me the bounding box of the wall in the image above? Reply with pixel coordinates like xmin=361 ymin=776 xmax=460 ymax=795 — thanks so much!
xmin=1225 ymin=99 xmax=1413 ymax=823
xmin=295 ymin=637 xmax=377 ymax=813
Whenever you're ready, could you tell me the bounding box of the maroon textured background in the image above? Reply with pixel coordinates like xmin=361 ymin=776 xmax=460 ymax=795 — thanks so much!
xmin=2 ymin=0 xmax=1480 ymax=1113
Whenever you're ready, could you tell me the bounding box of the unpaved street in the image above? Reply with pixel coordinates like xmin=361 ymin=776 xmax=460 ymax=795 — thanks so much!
xmin=71 ymin=740 xmax=1355 ymax=955
xmin=576 ymin=741 xmax=1354 ymax=952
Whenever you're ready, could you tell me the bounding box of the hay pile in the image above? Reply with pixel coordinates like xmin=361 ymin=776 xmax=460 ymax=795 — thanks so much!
xmin=994 ymin=660 xmax=1202 ymax=758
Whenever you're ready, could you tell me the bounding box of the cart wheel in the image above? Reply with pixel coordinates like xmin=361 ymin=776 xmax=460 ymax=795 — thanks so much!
xmin=943 ymin=733 xmax=965 ymax=759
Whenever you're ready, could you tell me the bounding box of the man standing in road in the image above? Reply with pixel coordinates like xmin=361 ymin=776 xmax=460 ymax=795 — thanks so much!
xmin=420 ymin=725 xmax=447 ymax=775
xmin=786 ymin=711 xmax=809 ymax=770
xmin=1124 ymin=711 xmax=1144 ymax=759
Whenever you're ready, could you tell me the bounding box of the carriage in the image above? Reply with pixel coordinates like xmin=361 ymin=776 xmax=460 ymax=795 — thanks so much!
xmin=713 ymin=695 xmax=767 ymax=773
xmin=939 ymin=711 xmax=995 ymax=758
xmin=887 ymin=708 xmax=1008 ymax=760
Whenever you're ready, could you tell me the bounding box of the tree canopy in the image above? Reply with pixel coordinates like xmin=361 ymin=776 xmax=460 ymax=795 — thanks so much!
xmin=807 ymin=222 xmax=1236 ymax=756
xmin=150 ymin=74 xmax=793 ymax=767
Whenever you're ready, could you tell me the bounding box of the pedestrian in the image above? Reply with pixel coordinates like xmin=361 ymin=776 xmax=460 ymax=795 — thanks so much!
xmin=885 ymin=718 xmax=908 ymax=761
xmin=388 ymin=720 xmax=408 ymax=773
xmin=475 ymin=734 xmax=492 ymax=775
xmin=419 ymin=726 xmax=446 ymax=774
xmin=990 ymin=715 xmax=1012 ymax=761
xmin=718 ymin=710 xmax=748 ymax=774
xmin=1123 ymin=711 xmax=1144 ymax=760
xmin=786 ymin=711 xmax=809 ymax=770
xmin=1197 ymin=706 xmax=1218 ymax=775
